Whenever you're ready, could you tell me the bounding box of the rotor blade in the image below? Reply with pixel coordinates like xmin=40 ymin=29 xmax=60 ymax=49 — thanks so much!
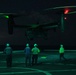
xmin=38 ymin=22 xmax=59 ymax=27
xmin=0 ymin=12 xmax=27 ymax=17
xmin=68 ymin=11 xmax=76 ymax=14
xmin=45 ymin=5 xmax=76 ymax=11
xmin=0 ymin=13 xmax=17 ymax=15
xmin=43 ymin=25 xmax=58 ymax=29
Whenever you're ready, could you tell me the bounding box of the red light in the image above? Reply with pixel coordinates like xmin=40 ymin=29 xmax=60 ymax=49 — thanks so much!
xmin=64 ymin=8 xmax=69 ymax=14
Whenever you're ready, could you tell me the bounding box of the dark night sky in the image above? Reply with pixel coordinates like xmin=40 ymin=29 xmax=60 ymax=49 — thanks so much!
xmin=0 ymin=0 xmax=76 ymax=47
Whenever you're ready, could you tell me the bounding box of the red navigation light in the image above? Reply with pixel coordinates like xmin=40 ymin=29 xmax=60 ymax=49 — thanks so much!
xmin=64 ymin=8 xmax=69 ymax=14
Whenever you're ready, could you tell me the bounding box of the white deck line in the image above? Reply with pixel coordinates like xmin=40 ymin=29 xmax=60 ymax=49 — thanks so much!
xmin=0 ymin=67 xmax=76 ymax=74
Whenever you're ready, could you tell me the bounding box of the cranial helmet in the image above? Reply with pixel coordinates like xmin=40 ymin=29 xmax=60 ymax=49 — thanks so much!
xmin=26 ymin=43 xmax=29 ymax=47
xmin=34 ymin=43 xmax=37 ymax=47
xmin=60 ymin=44 xmax=63 ymax=47
xmin=6 ymin=43 xmax=10 ymax=47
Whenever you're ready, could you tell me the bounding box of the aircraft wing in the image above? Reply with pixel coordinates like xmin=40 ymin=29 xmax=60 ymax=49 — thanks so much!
xmin=31 ymin=22 xmax=59 ymax=29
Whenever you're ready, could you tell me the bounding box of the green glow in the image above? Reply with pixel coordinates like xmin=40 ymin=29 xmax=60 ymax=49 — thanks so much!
xmin=41 ymin=56 xmax=47 ymax=59
xmin=31 ymin=24 xmax=38 ymax=28
xmin=5 ymin=15 xmax=9 ymax=18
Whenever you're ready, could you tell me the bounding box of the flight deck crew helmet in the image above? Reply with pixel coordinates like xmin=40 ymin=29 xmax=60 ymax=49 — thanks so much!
xmin=6 ymin=43 xmax=10 ymax=47
xmin=60 ymin=44 xmax=63 ymax=47
xmin=26 ymin=43 xmax=29 ymax=47
xmin=34 ymin=43 xmax=37 ymax=47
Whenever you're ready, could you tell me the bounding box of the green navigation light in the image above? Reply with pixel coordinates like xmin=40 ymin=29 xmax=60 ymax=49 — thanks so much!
xmin=5 ymin=15 xmax=9 ymax=18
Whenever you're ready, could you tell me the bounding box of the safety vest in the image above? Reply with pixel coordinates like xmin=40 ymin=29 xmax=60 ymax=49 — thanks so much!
xmin=59 ymin=47 xmax=64 ymax=53
xmin=32 ymin=47 xmax=40 ymax=54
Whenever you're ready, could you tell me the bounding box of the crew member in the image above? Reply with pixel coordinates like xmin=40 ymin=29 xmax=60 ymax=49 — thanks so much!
xmin=4 ymin=43 xmax=12 ymax=67
xmin=32 ymin=43 xmax=40 ymax=65
xmin=59 ymin=44 xmax=66 ymax=61
xmin=24 ymin=43 xmax=31 ymax=66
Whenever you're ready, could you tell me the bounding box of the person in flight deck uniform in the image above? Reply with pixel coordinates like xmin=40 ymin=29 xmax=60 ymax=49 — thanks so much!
xmin=24 ymin=43 xmax=31 ymax=66
xmin=4 ymin=43 xmax=12 ymax=68
xmin=32 ymin=43 xmax=40 ymax=65
xmin=59 ymin=44 xmax=66 ymax=61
